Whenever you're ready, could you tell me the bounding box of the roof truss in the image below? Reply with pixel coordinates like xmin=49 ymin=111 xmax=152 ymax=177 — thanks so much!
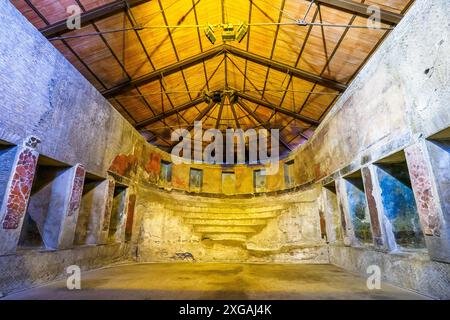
xmin=306 ymin=0 xmax=403 ymax=25
xmin=103 ymin=45 xmax=348 ymax=98
xmin=40 ymin=0 xmax=151 ymax=38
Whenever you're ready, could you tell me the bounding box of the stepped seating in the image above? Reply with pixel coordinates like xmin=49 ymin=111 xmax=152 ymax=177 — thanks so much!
xmin=164 ymin=203 xmax=287 ymax=242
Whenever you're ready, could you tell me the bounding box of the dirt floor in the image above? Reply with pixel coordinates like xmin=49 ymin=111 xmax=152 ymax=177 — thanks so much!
xmin=3 ymin=263 xmax=428 ymax=300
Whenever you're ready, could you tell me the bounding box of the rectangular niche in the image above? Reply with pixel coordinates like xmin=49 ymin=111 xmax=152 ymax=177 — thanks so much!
xmin=375 ymin=151 xmax=426 ymax=249
xmin=0 ymin=142 xmax=17 ymax=209
xmin=253 ymin=169 xmax=266 ymax=193
xmin=159 ymin=160 xmax=172 ymax=183
xmin=323 ymin=182 xmax=341 ymax=243
xmin=18 ymin=156 xmax=70 ymax=249
xmin=222 ymin=171 xmax=236 ymax=195
xmin=284 ymin=159 xmax=295 ymax=188
xmin=74 ymin=173 xmax=105 ymax=246
xmin=189 ymin=168 xmax=203 ymax=193
xmin=108 ymin=183 xmax=128 ymax=243
xmin=426 ymin=128 xmax=450 ymax=217
xmin=343 ymin=171 xmax=373 ymax=244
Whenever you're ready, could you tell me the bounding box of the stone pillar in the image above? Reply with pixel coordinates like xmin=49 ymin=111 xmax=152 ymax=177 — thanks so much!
xmin=110 ymin=189 xmax=130 ymax=243
xmin=0 ymin=136 xmax=40 ymax=255
xmin=361 ymin=166 xmax=392 ymax=251
xmin=99 ymin=176 xmax=115 ymax=244
xmin=335 ymin=178 xmax=354 ymax=246
xmin=320 ymin=186 xmax=340 ymax=244
xmin=84 ymin=176 xmax=115 ymax=245
xmin=43 ymin=164 xmax=86 ymax=249
xmin=125 ymin=194 xmax=137 ymax=241
xmin=405 ymin=141 xmax=450 ymax=263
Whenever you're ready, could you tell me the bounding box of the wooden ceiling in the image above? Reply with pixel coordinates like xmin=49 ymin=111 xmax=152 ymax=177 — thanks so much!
xmin=13 ymin=0 xmax=414 ymax=156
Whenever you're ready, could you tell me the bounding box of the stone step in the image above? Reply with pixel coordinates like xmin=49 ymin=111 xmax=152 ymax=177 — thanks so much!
xmin=180 ymin=212 xmax=280 ymax=220
xmin=165 ymin=205 xmax=286 ymax=214
xmin=194 ymin=225 xmax=259 ymax=234
xmin=184 ymin=218 xmax=268 ymax=226
xmin=202 ymin=233 xmax=248 ymax=242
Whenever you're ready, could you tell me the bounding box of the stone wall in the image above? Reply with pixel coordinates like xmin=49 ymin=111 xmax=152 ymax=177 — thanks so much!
xmin=329 ymin=246 xmax=450 ymax=299
xmin=305 ymin=0 xmax=450 ymax=299
xmin=0 ymin=243 xmax=131 ymax=296
xmin=0 ymin=0 xmax=450 ymax=300
xmin=136 ymin=186 xmax=328 ymax=263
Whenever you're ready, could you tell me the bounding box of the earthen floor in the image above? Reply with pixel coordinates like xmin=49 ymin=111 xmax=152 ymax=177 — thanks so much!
xmin=3 ymin=263 xmax=428 ymax=300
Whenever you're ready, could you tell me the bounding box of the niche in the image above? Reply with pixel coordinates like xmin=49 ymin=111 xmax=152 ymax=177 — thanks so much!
xmin=222 ymin=171 xmax=236 ymax=195
xmin=426 ymin=128 xmax=450 ymax=217
xmin=375 ymin=151 xmax=426 ymax=249
xmin=159 ymin=160 xmax=172 ymax=184
xmin=0 ymin=142 xmax=16 ymax=208
xmin=108 ymin=183 xmax=128 ymax=243
xmin=284 ymin=159 xmax=295 ymax=188
xmin=343 ymin=171 xmax=373 ymax=244
xmin=74 ymin=173 xmax=105 ymax=246
xmin=253 ymin=169 xmax=266 ymax=193
xmin=18 ymin=156 xmax=70 ymax=249
xmin=189 ymin=168 xmax=203 ymax=193
xmin=322 ymin=182 xmax=342 ymax=243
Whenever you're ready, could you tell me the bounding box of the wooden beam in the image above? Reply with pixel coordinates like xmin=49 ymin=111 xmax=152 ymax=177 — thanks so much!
xmin=230 ymin=103 xmax=241 ymax=129
xmin=102 ymin=46 xmax=223 ymax=98
xmin=215 ymin=98 xmax=225 ymax=129
xmin=237 ymin=92 xmax=320 ymax=126
xmin=103 ymin=45 xmax=346 ymax=98
xmin=224 ymin=45 xmax=347 ymax=92
xmin=169 ymin=100 xmax=217 ymax=151
xmin=135 ymin=97 xmax=205 ymax=129
xmin=237 ymin=100 xmax=292 ymax=151
xmin=186 ymin=100 xmax=217 ymax=133
xmin=305 ymin=0 xmax=403 ymax=25
xmin=40 ymin=0 xmax=150 ymax=38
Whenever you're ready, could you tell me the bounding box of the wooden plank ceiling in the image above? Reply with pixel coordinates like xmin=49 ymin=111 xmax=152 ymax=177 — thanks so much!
xmin=13 ymin=0 xmax=414 ymax=156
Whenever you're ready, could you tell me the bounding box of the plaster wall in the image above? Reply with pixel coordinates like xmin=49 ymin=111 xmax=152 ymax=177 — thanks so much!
xmin=0 ymin=0 xmax=450 ymax=299
xmin=136 ymin=186 xmax=328 ymax=263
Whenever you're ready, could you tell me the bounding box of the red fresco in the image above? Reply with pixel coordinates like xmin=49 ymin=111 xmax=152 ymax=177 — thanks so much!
xmin=145 ymin=153 xmax=161 ymax=176
xmin=2 ymin=148 xmax=38 ymax=230
xmin=109 ymin=154 xmax=138 ymax=177
xmin=362 ymin=167 xmax=383 ymax=246
xmin=67 ymin=165 xmax=86 ymax=216
xmin=125 ymin=194 xmax=136 ymax=238
xmin=406 ymin=145 xmax=441 ymax=237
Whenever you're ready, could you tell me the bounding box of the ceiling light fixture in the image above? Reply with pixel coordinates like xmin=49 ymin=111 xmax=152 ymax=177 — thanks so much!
xmin=203 ymin=22 xmax=249 ymax=44
xmin=204 ymin=24 xmax=216 ymax=44
xmin=235 ymin=22 xmax=248 ymax=43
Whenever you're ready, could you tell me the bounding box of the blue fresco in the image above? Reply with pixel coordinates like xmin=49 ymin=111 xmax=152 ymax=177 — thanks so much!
xmin=160 ymin=161 xmax=172 ymax=183
xmin=377 ymin=164 xmax=425 ymax=249
xmin=345 ymin=178 xmax=373 ymax=243
xmin=284 ymin=161 xmax=294 ymax=187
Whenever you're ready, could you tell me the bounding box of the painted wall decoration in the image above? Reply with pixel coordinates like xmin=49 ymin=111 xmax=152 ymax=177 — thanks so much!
xmin=145 ymin=153 xmax=161 ymax=182
xmin=361 ymin=167 xmax=383 ymax=246
xmin=253 ymin=169 xmax=266 ymax=193
xmin=222 ymin=172 xmax=236 ymax=194
xmin=102 ymin=178 xmax=115 ymax=231
xmin=284 ymin=160 xmax=295 ymax=188
xmin=405 ymin=145 xmax=441 ymax=237
xmin=377 ymin=163 xmax=425 ymax=248
xmin=125 ymin=194 xmax=136 ymax=240
xmin=189 ymin=169 xmax=203 ymax=192
xmin=109 ymin=153 xmax=138 ymax=177
xmin=67 ymin=165 xmax=86 ymax=217
xmin=319 ymin=210 xmax=327 ymax=240
xmin=2 ymin=148 xmax=38 ymax=229
xmin=344 ymin=177 xmax=373 ymax=244
xmin=159 ymin=161 xmax=172 ymax=183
